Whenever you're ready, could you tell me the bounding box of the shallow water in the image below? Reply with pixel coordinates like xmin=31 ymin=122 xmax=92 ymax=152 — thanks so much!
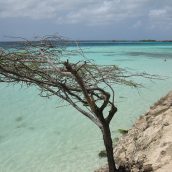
xmin=0 ymin=42 xmax=172 ymax=172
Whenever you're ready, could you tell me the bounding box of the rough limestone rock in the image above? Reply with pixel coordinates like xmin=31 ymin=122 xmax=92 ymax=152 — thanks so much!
xmin=114 ymin=91 xmax=172 ymax=172
xmin=96 ymin=91 xmax=172 ymax=172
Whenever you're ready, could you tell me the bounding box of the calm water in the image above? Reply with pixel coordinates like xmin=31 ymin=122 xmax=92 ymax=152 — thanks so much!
xmin=0 ymin=42 xmax=172 ymax=172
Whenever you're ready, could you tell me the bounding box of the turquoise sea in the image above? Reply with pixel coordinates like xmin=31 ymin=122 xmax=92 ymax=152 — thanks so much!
xmin=0 ymin=42 xmax=172 ymax=172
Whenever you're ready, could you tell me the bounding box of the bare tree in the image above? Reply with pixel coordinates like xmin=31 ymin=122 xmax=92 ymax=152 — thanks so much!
xmin=0 ymin=37 xmax=159 ymax=172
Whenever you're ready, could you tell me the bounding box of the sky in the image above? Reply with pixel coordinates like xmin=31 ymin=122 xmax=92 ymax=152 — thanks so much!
xmin=0 ymin=0 xmax=172 ymax=41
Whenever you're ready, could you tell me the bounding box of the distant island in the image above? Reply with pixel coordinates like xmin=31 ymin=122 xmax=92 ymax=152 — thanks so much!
xmin=112 ymin=40 xmax=172 ymax=42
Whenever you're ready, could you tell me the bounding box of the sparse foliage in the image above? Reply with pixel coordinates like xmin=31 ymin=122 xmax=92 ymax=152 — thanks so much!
xmin=0 ymin=36 xmax=160 ymax=172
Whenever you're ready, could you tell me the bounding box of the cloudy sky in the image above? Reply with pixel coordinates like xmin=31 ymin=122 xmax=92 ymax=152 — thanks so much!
xmin=0 ymin=0 xmax=172 ymax=41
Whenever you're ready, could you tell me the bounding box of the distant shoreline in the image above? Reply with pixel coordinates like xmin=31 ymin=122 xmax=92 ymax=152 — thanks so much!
xmin=1 ymin=40 xmax=172 ymax=43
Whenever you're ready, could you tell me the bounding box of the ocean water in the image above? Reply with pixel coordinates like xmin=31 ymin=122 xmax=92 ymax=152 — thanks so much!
xmin=0 ymin=42 xmax=172 ymax=172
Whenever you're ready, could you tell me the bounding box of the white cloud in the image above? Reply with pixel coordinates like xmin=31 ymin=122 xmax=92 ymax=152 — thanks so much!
xmin=148 ymin=6 xmax=172 ymax=30
xmin=0 ymin=0 xmax=172 ymax=28
xmin=149 ymin=9 xmax=167 ymax=18
xmin=0 ymin=0 xmax=146 ymax=20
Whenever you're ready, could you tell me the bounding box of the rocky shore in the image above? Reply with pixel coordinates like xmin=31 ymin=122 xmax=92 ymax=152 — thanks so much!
xmin=96 ymin=91 xmax=172 ymax=172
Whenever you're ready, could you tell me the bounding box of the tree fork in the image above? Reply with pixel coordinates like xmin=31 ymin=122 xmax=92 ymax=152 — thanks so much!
xmin=0 ymin=37 xmax=160 ymax=172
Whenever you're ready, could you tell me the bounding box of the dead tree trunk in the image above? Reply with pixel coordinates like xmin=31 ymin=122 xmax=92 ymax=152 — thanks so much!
xmin=101 ymin=122 xmax=117 ymax=172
